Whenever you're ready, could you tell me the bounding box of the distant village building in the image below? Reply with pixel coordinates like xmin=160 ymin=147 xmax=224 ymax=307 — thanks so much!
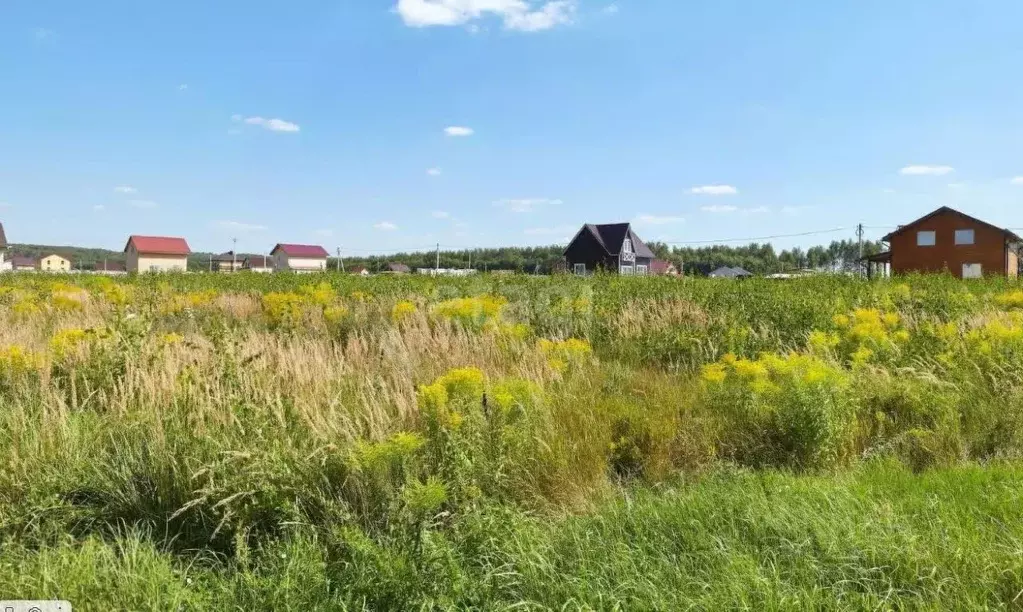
xmin=0 ymin=222 xmax=8 ymax=272
xmin=875 ymin=206 xmax=1021 ymax=279
xmin=270 ymin=244 xmax=328 ymax=273
xmin=243 ymin=255 xmax=274 ymax=273
xmin=124 ymin=235 xmax=191 ymax=273
xmin=385 ymin=262 xmax=411 ymax=274
xmin=417 ymin=268 xmax=477 ymax=277
xmin=349 ymin=266 xmax=370 ymax=276
xmin=214 ymin=251 xmax=244 ymax=272
xmin=709 ymin=266 xmax=753 ymax=279
xmin=9 ymin=256 xmax=37 ymax=271
xmin=564 ymin=223 xmax=655 ymax=275
xmin=94 ymin=260 xmax=127 ymax=275
xmin=650 ymin=259 xmax=680 ymax=276
xmin=40 ymin=253 xmax=72 ymax=273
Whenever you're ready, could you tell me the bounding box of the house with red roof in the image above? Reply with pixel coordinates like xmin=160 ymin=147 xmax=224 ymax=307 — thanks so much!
xmin=124 ymin=235 xmax=191 ymax=273
xmin=270 ymin=243 xmax=328 ymax=273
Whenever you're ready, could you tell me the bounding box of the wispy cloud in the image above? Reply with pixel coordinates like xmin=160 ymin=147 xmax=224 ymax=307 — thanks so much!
xmin=947 ymin=182 xmax=967 ymax=189
xmin=114 ymin=185 xmax=137 ymax=194
xmin=494 ymin=197 xmax=562 ymax=213
xmin=374 ymin=221 xmax=398 ymax=231
xmin=444 ymin=126 xmax=474 ymax=137
xmin=602 ymin=3 xmax=620 ymax=14
xmin=214 ymin=220 xmax=267 ymax=233
xmin=432 ymin=211 xmax=451 ymax=219
xmin=900 ymin=164 xmax=954 ymax=176
xmin=92 ymin=204 xmax=105 ymax=212
xmin=690 ymin=185 xmax=738 ymax=196
xmin=32 ymin=28 xmax=56 ymax=42
xmin=633 ymin=214 xmax=685 ymax=226
xmin=427 ymin=167 xmax=442 ymax=176
xmin=745 ymin=206 xmax=770 ymax=214
xmin=1011 ymin=177 xmax=1023 ymax=185
xmin=882 ymin=188 xmax=896 ymax=194
xmin=178 ymin=84 xmax=189 ymax=91
xmin=394 ymin=0 xmax=576 ymax=32
xmin=700 ymin=204 xmax=738 ymax=213
xmin=129 ymin=199 xmax=158 ymax=209
xmin=232 ymin=115 xmax=301 ymax=133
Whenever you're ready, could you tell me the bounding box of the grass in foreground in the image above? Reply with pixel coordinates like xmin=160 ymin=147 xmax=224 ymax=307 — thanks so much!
xmin=3 ymin=461 xmax=1023 ymax=611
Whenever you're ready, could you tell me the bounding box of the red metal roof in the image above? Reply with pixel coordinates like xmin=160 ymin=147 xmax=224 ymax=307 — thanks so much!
xmin=271 ymin=243 xmax=329 ymax=258
xmin=124 ymin=235 xmax=191 ymax=255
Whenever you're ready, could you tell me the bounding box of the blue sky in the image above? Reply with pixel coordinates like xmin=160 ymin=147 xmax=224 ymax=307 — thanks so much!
xmin=2 ymin=0 xmax=1023 ymax=255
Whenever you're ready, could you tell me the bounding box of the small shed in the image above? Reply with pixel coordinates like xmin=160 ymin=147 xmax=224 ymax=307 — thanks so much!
xmin=709 ymin=266 xmax=753 ymax=279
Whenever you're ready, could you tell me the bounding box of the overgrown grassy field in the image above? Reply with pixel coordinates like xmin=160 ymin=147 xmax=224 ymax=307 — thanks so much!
xmin=2 ymin=273 xmax=1023 ymax=610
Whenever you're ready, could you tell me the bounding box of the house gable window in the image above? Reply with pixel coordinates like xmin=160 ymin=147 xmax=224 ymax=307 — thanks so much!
xmin=573 ymin=263 xmax=586 ymax=276
xmin=623 ymin=238 xmax=633 ymax=253
xmin=962 ymin=263 xmax=982 ymax=279
xmin=955 ymin=229 xmax=975 ymax=245
xmin=917 ymin=231 xmax=936 ymax=246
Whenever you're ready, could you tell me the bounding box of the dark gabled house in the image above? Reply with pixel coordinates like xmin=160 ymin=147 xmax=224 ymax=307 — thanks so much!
xmin=564 ymin=223 xmax=656 ymax=275
xmin=386 ymin=262 xmax=411 ymax=274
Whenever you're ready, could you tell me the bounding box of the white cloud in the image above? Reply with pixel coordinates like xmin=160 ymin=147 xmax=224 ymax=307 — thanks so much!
xmin=432 ymin=210 xmax=451 ymax=219
xmin=215 ymin=220 xmax=267 ymax=233
xmin=394 ymin=0 xmax=576 ymax=32
xmin=947 ymin=182 xmax=967 ymax=189
xmin=178 ymin=84 xmax=188 ymax=91
xmin=494 ymin=197 xmax=562 ymax=213
xmin=234 ymin=116 xmax=301 ymax=133
xmin=690 ymin=185 xmax=738 ymax=196
xmin=444 ymin=126 xmax=474 ymax=136
xmin=700 ymin=204 xmax=738 ymax=213
xmin=114 ymin=185 xmax=137 ymax=194
xmin=92 ymin=204 xmax=105 ymax=212
xmin=427 ymin=167 xmax=443 ymax=176
xmin=374 ymin=221 xmax=398 ymax=231
xmin=746 ymin=206 xmax=770 ymax=214
xmin=1011 ymin=177 xmax=1023 ymax=185
xmin=129 ymin=199 xmax=158 ymax=209
xmin=882 ymin=188 xmax=896 ymax=194
xmin=900 ymin=165 xmax=954 ymax=176
xmin=633 ymin=214 xmax=684 ymax=226
xmin=313 ymin=229 xmax=334 ymax=237
xmin=33 ymin=28 xmax=56 ymax=41
xmin=602 ymin=3 xmax=619 ymax=14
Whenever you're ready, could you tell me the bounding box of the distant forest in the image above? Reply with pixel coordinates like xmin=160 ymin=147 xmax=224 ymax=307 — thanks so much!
xmin=7 ymin=238 xmax=883 ymax=276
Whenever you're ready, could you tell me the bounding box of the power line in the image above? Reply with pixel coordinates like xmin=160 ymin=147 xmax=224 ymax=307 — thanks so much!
xmin=661 ymin=227 xmax=848 ymax=246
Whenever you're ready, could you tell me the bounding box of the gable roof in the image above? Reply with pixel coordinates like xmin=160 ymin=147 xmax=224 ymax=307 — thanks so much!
xmin=387 ymin=262 xmax=411 ymax=273
xmin=883 ymin=206 xmax=1021 ymax=242
xmin=0 ymin=222 xmax=6 ymax=249
xmin=271 ymin=243 xmax=329 ymax=258
xmin=124 ymin=235 xmax=191 ymax=256
xmin=565 ymin=223 xmax=656 ymax=258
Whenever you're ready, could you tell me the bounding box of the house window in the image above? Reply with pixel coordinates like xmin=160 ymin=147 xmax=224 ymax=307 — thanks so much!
xmin=962 ymin=263 xmax=982 ymax=279
xmin=620 ymin=265 xmax=634 ymax=275
xmin=636 ymin=264 xmax=648 ymax=275
xmin=623 ymin=238 xmax=633 ymax=253
xmin=917 ymin=231 xmax=936 ymax=246
xmin=955 ymin=229 xmax=975 ymax=245
xmin=573 ymin=263 xmax=586 ymax=276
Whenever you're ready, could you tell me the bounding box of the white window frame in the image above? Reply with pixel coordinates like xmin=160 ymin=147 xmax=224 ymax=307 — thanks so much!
xmin=573 ymin=263 xmax=586 ymax=276
xmin=623 ymin=238 xmax=633 ymax=254
xmin=620 ymin=265 xmax=635 ymax=275
xmin=955 ymin=229 xmax=975 ymax=245
xmin=962 ymin=263 xmax=982 ymax=279
xmin=636 ymin=264 xmax=648 ymax=275
xmin=917 ymin=231 xmax=936 ymax=246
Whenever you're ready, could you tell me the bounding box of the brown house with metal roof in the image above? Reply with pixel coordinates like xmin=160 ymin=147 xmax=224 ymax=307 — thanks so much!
xmin=880 ymin=207 xmax=1021 ymax=279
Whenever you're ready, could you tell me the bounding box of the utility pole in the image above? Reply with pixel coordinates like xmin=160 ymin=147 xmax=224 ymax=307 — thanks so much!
xmin=208 ymin=253 xmax=212 ymax=273
xmin=435 ymin=242 xmax=440 ymax=275
xmin=856 ymin=223 xmax=864 ymax=276
xmin=336 ymin=246 xmax=345 ymax=273
xmin=468 ymin=248 xmax=472 ymax=272
xmin=232 ymin=237 xmax=237 ymax=272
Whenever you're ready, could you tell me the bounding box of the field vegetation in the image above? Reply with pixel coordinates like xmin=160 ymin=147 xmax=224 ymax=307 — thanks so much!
xmin=2 ymin=272 xmax=1023 ymax=609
